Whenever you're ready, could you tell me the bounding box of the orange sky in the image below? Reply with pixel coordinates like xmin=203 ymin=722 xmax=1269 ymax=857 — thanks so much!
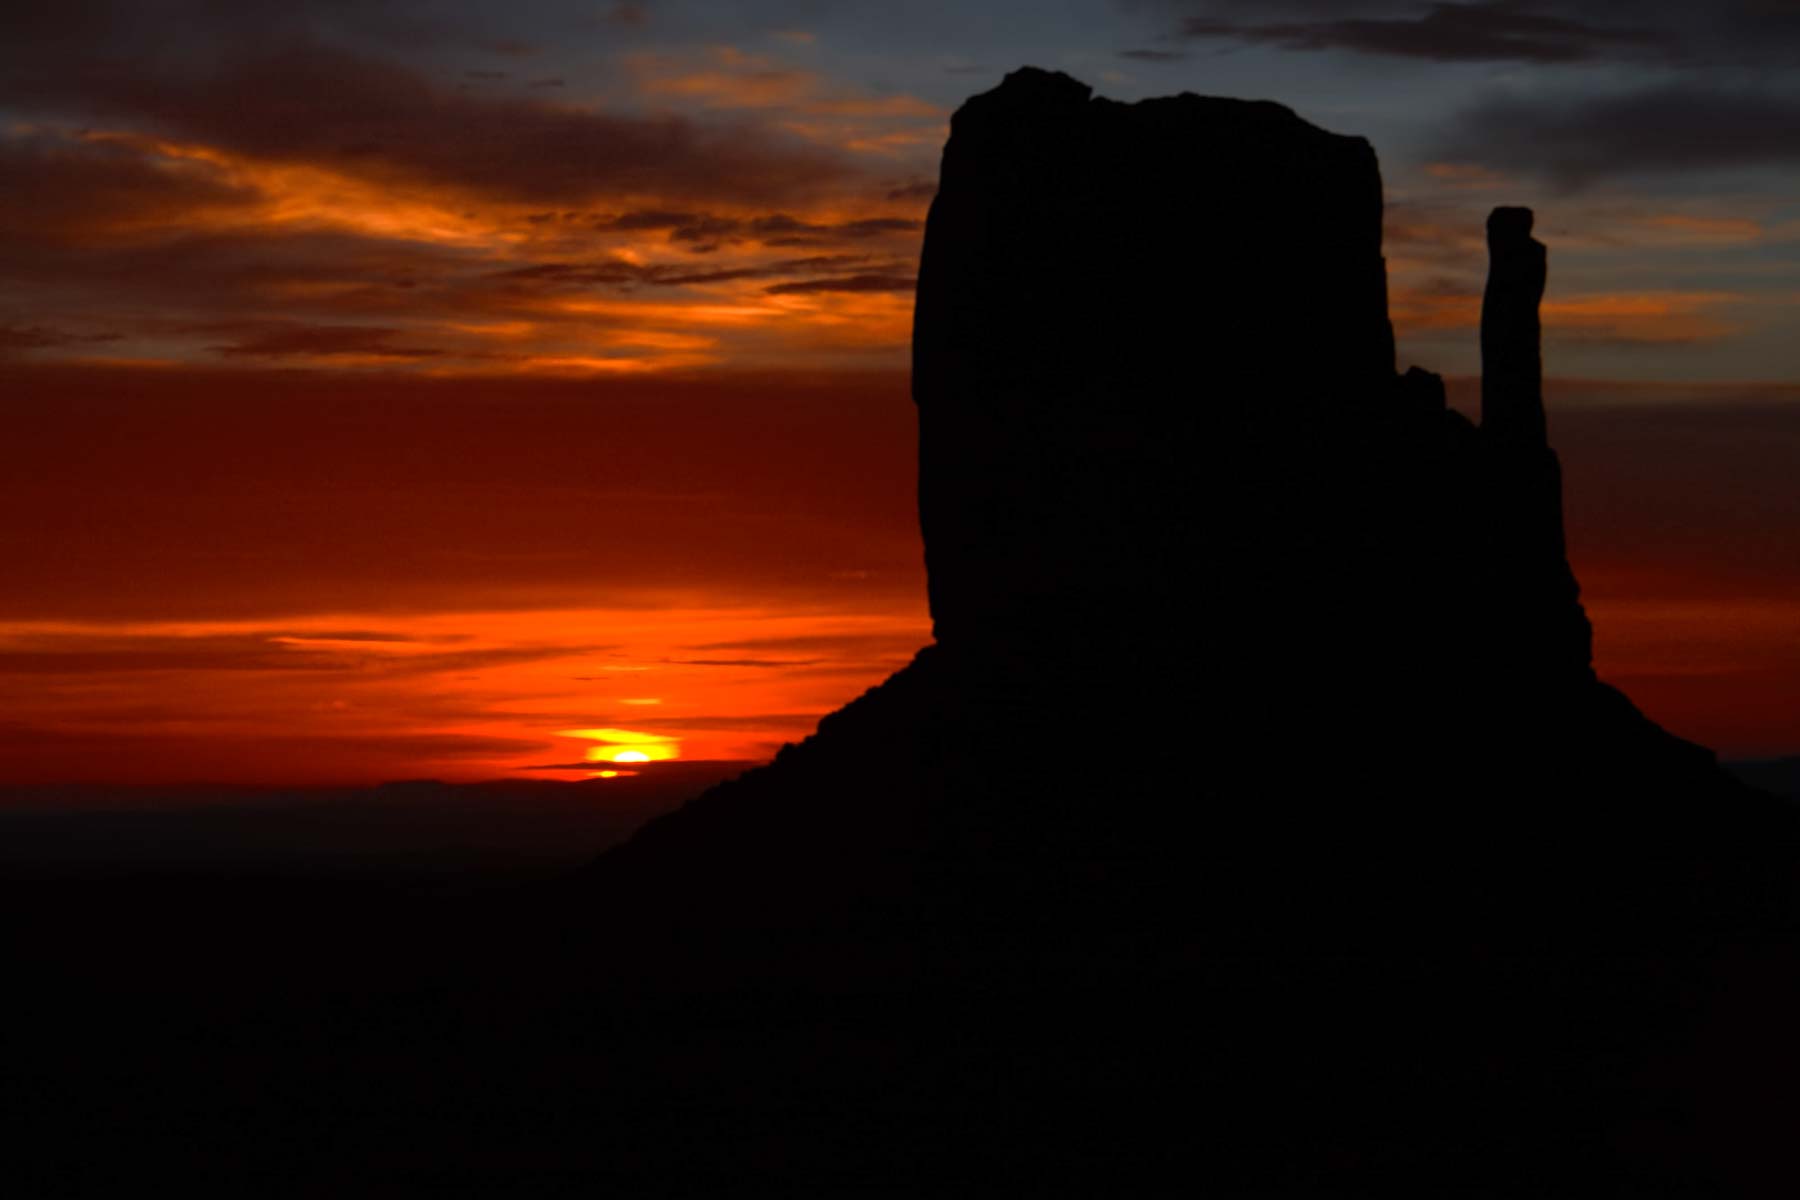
xmin=3 ymin=361 xmax=1796 ymax=785
xmin=3 ymin=8 xmax=1797 ymax=784
xmin=0 ymin=365 xmax=929 ymax=783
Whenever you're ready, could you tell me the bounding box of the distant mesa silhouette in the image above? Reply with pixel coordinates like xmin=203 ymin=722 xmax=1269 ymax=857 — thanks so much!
xmin=565 ymin=67 xmax=1800 ymax=1189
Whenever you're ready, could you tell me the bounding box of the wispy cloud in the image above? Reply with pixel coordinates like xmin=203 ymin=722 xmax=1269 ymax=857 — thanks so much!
xmin=0 ymin=18 xmax=938 ymax=374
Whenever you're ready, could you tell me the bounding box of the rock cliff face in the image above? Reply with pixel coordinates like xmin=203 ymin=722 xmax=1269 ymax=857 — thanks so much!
xmin=905 ymin=69 xmax=1601 ymax=737
xmin=568 ymin=69 xmax=1800 ymax=1190
xmin=589 ymin=65 xmax=1789 ymax=924
xmin=913 ymin=69 xmax=1394 ymax=656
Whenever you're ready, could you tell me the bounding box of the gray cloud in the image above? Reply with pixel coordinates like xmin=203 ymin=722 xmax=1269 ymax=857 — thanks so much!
xmin=1177 ymin=2 xmax=1652 ymax=63
xmin=1433 ymin=84 xmax=1800 ymax=186
xmin=1150 ymin=1 xmax=1800 ymax=67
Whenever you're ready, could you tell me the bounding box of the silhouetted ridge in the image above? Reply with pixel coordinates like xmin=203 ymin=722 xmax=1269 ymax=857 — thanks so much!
xmin=586 ymin=65 xmax=1794 ymax=919
xmin=560 ymin=68 xmax=1800 ymax=1190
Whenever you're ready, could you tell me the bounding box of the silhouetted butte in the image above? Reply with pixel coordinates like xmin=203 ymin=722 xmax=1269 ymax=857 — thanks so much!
xmin=589 ymin=69 xmax=1789 ymax=935
xmin=566 ymin=67 xmax=1800 ymax=1191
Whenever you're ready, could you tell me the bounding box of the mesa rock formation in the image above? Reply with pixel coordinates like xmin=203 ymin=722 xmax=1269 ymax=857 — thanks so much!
xmin=588 ymin=69 xmax=1784 ymax=930
xmin=565 ymin=68 xmax=1800 ymax=1190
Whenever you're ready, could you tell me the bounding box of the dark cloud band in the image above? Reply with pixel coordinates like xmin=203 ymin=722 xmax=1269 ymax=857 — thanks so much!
xmin=1433 ymin=85 xmax=1800 ymax=185
xmin=1153 ymin=1 xmax=1800 ymax=67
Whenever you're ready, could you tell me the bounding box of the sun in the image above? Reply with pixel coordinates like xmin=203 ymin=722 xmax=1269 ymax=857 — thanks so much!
xmin=562 ymin=726 xmax=682 ymax=765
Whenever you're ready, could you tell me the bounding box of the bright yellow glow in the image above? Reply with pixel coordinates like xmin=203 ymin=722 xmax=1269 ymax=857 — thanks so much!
xmin=584 ymin=744 xmax=676 ymax=763
xmin=565 ymin=727 xmax=681 ymax=764
xmin=560 ymin=727 xmax=679 ymax=745
xmin=0 ymin=605 xmax=933 ymax=785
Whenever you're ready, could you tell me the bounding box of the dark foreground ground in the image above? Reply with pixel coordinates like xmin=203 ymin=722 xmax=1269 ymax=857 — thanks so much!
xmin=1 ymin=760 xmax=1797 ymax=1195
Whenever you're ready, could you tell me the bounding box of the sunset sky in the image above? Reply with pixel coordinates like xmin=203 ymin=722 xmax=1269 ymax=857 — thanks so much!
xmin=3 ymin=0 xmax=1797 ymax=787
